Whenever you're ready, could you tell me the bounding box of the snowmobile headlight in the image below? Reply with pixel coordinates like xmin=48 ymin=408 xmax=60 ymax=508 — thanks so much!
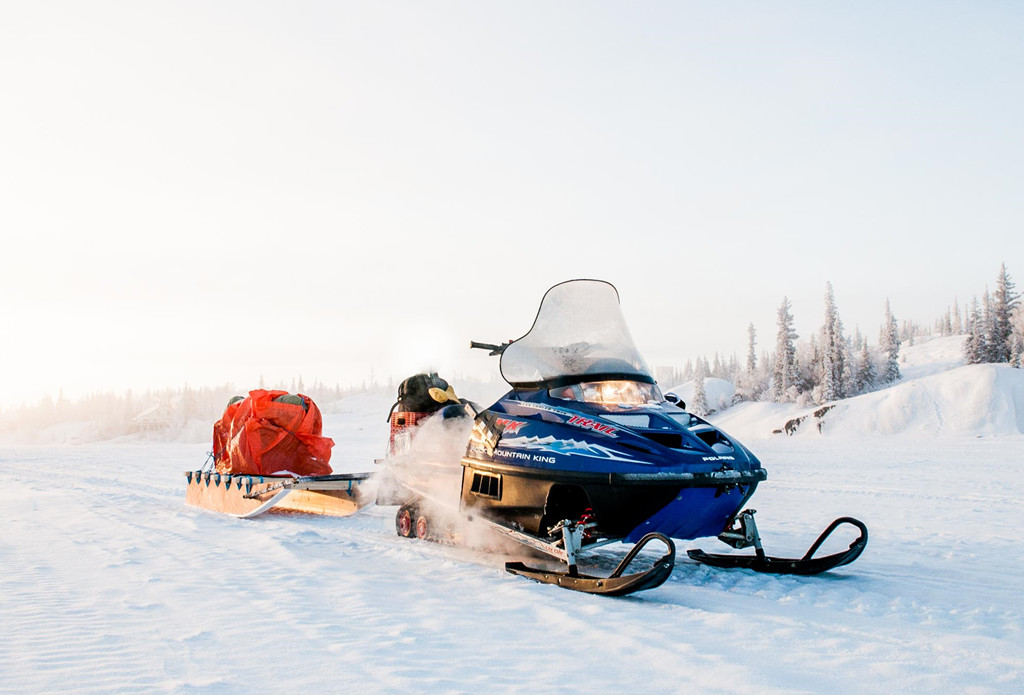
xmin=551 ymin=380 xmax=662 ymax=405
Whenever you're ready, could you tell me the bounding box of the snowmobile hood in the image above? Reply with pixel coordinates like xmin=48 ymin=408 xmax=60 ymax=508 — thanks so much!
xmin=468 ymin=389 xmax=762 ymax=477
xmin=500 ymin=279 xmax=654 ymax=389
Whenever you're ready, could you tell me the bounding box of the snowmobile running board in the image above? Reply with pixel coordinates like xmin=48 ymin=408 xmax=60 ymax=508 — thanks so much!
xmin=687 ymin=510 xmax=868 ymax=576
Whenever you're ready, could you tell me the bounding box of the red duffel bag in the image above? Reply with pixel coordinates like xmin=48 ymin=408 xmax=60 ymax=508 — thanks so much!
xmin=213 ymin=390 xmax=334 ymax=476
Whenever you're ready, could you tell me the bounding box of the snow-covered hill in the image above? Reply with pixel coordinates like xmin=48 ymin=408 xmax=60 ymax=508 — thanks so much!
xmin=713 ymin=335 xmax=1024 ymax=440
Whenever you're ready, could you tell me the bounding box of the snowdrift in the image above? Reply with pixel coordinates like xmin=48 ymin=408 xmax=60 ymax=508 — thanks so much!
xmin=899 ymin=334 xmax=970 ymax=381
xmin=715 ymin=364 xmax=1024 ymax=440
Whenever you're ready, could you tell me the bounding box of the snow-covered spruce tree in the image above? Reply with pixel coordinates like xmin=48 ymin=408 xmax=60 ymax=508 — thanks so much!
xmin=692 ymin=357 xmax=708 ymax=416
xmin=952 ymin=297 xmax=963 ymax=334
xmin=746 ymin=323 xmax=757 ymax=374
xmin=964 ymin=296 xmax=986 ymax=364
xmin=772 ymin=297 xmax=800 ymax=402
xmin=819 ymin=282 xmax=848 ymax=402
xmin=991 ymin=263 xmax=1020 ymax=363
xmin=841 ymin=334 xmax=856 ymax=397
xmin=974 ymin=288 xmax=999 ymax=364
xmin=879 ymin=299 xmax=901 ymax=384
xmin=786 ymin=336 xmax=811 ymax=404
xmin=1010 ymin=302 xmax=1024 ymax=367
xmin=1011 ymin=324 xmax=1024 ymax=368
xmin=980 ymin=289 xmax=998 ymax=362
xmin=847 ymin=327 xmax=864 ymax=394
xmin=856 ymin=337 xmax=877 ymax=393
xmin=733 ymin=323 xmax=760 ymax=403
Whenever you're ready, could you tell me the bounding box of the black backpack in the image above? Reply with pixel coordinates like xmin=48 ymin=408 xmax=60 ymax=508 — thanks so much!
xmin=387 ymin=372 xmax=459 ymax=420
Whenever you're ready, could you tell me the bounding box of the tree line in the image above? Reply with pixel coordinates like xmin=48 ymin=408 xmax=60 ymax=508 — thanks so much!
xmin=0 ymin=378 xmax=372 ymax=444
xmin=0 ymin=372 xmax=504 ymax=444
xmin=963 ymin=263 xmax=1023 ymax=366
xmin=684 ymin=263 xmax=1021 ymax=416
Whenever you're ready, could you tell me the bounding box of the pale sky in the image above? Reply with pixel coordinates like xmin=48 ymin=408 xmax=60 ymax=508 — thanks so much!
xmin=1 ymin=1 xmax=1021 ymax=407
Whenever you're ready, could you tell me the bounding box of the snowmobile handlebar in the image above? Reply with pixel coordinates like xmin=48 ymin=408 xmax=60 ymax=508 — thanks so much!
xmin=470 ymin=340 xmax=511 ymax=356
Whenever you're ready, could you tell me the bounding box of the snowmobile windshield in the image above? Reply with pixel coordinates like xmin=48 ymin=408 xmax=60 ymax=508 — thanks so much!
xmin=499 ymin=279 xmax=655 ymax=389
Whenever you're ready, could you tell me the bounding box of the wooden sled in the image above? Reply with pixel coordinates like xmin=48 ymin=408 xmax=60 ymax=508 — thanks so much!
xmin=184 ymin=470 xmax=374 ymax=519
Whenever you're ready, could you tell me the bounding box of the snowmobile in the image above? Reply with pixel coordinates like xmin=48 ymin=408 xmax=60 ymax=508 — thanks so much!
xmin=384 ymin=279 xmax=867 ymax=597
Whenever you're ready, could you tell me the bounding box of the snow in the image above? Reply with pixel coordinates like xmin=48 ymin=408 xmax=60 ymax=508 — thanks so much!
xmin=900 ymin=334 xmax=971 ymax=381
xmin=3 ymin=350 xmax=1024 ymax=693
xmin=667 ymin=377 xmax=736 ymax=414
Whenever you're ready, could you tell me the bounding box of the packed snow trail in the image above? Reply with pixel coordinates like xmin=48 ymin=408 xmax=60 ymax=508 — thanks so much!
xmin=2 ymin=433 xmax=1023 ymax=694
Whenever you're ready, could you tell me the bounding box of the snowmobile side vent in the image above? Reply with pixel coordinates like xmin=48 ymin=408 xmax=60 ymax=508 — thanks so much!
xmin=691 ymin=427 xmax=733 ymax=451
xmin=470 ymin=472 xmax=502 ymax=499
xmin=638 ymin=431 xmax=685 ymax=449
xmin=619 ymin=441 xmax=657 ymax=455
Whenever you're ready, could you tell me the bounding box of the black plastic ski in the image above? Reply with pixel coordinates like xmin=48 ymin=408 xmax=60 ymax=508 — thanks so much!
xmin=687 ymin=516 xmax=868 ymax=576
xmin=505 ymin=532 xmax=676 ymax=597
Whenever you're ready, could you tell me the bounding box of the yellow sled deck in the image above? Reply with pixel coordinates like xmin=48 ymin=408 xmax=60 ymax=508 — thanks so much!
xmin=184 ymin=470 xmax=374 ymax=519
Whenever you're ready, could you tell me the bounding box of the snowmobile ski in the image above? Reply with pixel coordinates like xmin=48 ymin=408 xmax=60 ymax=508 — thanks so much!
xmin=687 ymin=510 xmax=868 ymax=576
xmin=505 ymin=532 xmax=676 ymax=597
xmin=392 ymin=491 xmax=676 ymax=597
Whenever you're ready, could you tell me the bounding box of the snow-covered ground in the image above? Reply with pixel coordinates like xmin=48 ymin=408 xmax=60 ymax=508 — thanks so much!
xmin=3 ymin=345 xmax=1024 ymax=694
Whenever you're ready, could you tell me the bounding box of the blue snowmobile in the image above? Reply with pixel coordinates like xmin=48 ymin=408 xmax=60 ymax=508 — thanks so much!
xmin=389 ymin=279 xmax=867 ymax=597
